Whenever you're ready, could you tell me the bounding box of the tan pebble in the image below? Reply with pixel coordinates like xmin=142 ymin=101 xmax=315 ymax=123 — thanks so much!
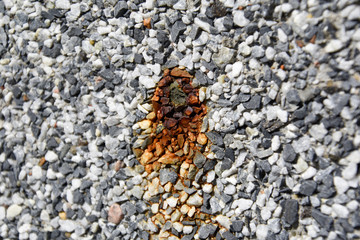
xmin=65 ymin=232 xmax=71 ymax=238
xmin=155 ymin=142 xmax=164 ymax=157
xmin=186 ymin=193 xmax=203 ymax=207
xmin=146 ymin=112 xmax=156 ymax=120
xmin=145 ymin=164 xmax=153 ymax=173
xmin=177 ymin=134 xmax=184 ymax=148
xmin=199 ymin=87 xmax=206 ymax=102
xmin=158 ymin=152 xmax=180 ymax=164
xmin=138 ymin=119 xmax=152 ymax=129
xmin=181 ymin=162 xmax=190 ymax=169
xmin=183 ymin=141 xmax=189 ymax=155
xmin=188 ymin=132 xmax=196 ymax=142
xmin=180 ymin=204 xmax=190 ymax=215
xmin=179 ymin=191 xmax=189 ymax=203
xmin=149 ymin=178 xmax=160 ymax=196
xmin=154 ymin=213 xmax=165 ymax=225
xmin=152 ymin=161 xmax=161 ymax=171
xmin=164 ymin=182 xmax=172 ymax=192
xmin=159 ymin=231 xmax=170 ymax=238
xmin=140 ymin=150 xmax=154 ymax=165
xmin=188 ymin=206 xmax=196 ymax=217
xmin=179 ymin=168 xmax=187 ymax=178
xmin=173 ymin=222 xmax=183 ymax=233
xmin=197 ymin=133 xmax=208 ymax=145
xmin=108 ymin=203 xmax=124 ymax=224
xmin=59 ymin=211 xmax=66 ymax=220
xmin=171 ymin=209 xmax=181 ymax=222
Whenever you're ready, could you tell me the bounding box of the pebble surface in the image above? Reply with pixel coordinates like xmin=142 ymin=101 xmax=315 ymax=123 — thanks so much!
xmin=0 ymin=0 xmax=360 ymax=239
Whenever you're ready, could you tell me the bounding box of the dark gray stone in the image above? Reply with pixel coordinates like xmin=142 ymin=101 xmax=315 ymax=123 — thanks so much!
xmin=134 ymin=53 xmax=144 ymax=64
xmin=194 ymin=150 xmax=207 ymax=168
xmin=156 ymin=30 xmax=170 ymax=45
xmin=322 ymin=117 xmax=343 ymax=129
xmin=299 ymin=180 xmax=317 ymax=196
xmin=133 ymin=28 xmax=145 ymax=42
xmin=59 ymin=163 xmax=73 ymax=175
xmin=0 ymin=1 xmax=5 ymax=13
xmin=233 ymin=93 xmax=251 ymax=107
xmin=243 ymin=95 xmax=261 ymax=110
xmin=43 ymin=43 xmax=62 ymax=58
xmin=211 ymin=145 xmax=225 ymax=159
xmin=351 ymin=211 xmax=360 ymax=228
xmin=222 ymin=16 xmax=233 ymax=30
xmin=154 ymin=52 xmax=166 ymax=64
xmin=159 ymin=168 xmax=178 ymax=185
xmin=198 ymin=224 xmax=217 ymax=239
xmin=65 ymin=74 xmax=77 ymax=85
xmin=318 ymin=185 xmax=335 ymax=198
xmin=0 ymin=27 xmax=7 ymax=47
xmin=31 ymin=126 xmax=40 ymax=137
xmin=222 ymin=231 xmax=237 ymax=240
xmin=337 ymin=218 xmax=354 ymax=233
xmin=73 ymin=190 xmax=84 ymax=204
xmin=283 ymin=144 xmax=297 ymax=162
xmin=206 ymin=131 xmax=224 ymax=147
xmin=73 ymin=167 xmax=86 ymax=178
xmin=123 ymin=202 xmax=136 ymax=216
xmin=47 ymin=137 xmax=59 ymax=149
xmin=12 ymin=86 xmax=22 ymax=98
xmin=203 ymin=160 xmax=216 ymax=172
xmin=66 ymin=208 xmax=75 ymax=219
xmin=286 ymin=90 xmax=301 ymax=105
xmin=195 ymin=168 xmax=204 ymax=182
xmin=195 ymin=71 xmax=209 ymax=86
xmin=230 ymin=220 xmax=243 ymax=232
xmin=29 ymin=19 xmax=44 ymax=31
xmin=224 ymin=148 xmax=235 ymax=161
xmin=293 ymin=105 xmax=307 ymax=119
xmin=114 ymin=1 xmax=128 ymax=18
xmin=135 ymin=201 xmax=147 ymax=214
xmin=221 ymin=158 xmax=232 ymax=170
xmin=86 ymin=214 xmax=98 ymax=223
xmin=99 ymin=69 xmax=115 ymax=81
xmin=283 ymin=199 xmax=299 ymax=226
xmin=67 ymin=27 xmax=82 ymax=37
xmin=171 ymin=20 xmax=186 ymax=42
xmin=189 ymin=25 xmax=200 ymax=40
xmin=312 ymin=209 xmax=333 ymax=230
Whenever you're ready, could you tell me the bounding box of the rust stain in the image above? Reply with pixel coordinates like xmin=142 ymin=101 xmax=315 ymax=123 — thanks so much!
xmin=132 ymin=67 xmax=223 ymax=238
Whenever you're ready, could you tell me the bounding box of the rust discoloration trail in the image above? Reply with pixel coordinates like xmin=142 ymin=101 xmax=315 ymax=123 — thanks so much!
xmin=133 ymin=68 xmax=222 ymax=239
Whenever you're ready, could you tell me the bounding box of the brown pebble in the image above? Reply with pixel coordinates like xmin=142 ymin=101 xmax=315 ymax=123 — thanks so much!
xmin=108 ymin=203 xmax=124 ymax=224
xmin=143 ymin=18 xmax=151 ymax=29
xmin=155 ymin=142 xmax=164 ymax=157
xmin=114 ymin=160 xmax=125 ymax=171
xmin=197 ymin=133 xmax=208 ymax=145
xmin=38 ymin=157 xmax=46 ymax=166
xmin=140 ymin=150 xmax=154 ymax=165
xmin=170 ymin=67 xmax=193 ymax=78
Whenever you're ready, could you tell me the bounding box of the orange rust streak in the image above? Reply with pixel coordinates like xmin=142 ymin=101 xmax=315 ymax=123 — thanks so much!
xmin=133 ymin=67 xmax=218 ymax=237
